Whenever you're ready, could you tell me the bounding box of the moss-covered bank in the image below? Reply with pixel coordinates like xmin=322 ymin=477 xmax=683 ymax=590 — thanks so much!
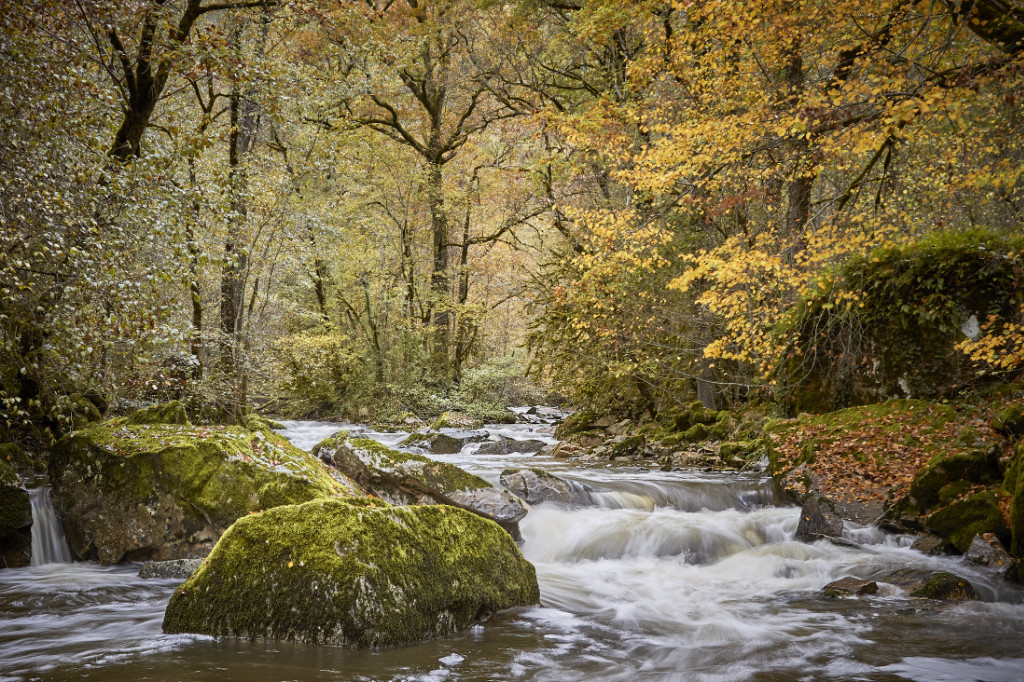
xmin=162 ymin=497 xmax=539 ymax=646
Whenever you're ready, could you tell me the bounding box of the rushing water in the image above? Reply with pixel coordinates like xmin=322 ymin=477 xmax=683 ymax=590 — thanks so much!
xmin=28 ymin=486 xmax=73 ymax=566
xmin=3 ymin=416 xmax=1024 ymax=681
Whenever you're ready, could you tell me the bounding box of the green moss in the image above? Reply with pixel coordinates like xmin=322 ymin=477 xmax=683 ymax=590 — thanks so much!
xmin=993 ymin=403 xmax=1024 ymax=437
xmin=924 ymin=489 xmax=1009 ymax=552
xmin=554 ymin=411 xmax=599 ymax=440
xmin=163 ymin=498 xmax=539 ymax=646
xmin=242 ymin=414 xmax=285 ymax=432
xmin=683 ymin=423 xmax=710 ymax=443
xmin=127 ymin=401 xmax=190 ymax=426
xmin=0 ymin=443 xmax=42 ymax=473
xmin=909 ymin=446 xmax=1001 ymax=508
xmin=610 ymin=435 xmax=645 ymax=458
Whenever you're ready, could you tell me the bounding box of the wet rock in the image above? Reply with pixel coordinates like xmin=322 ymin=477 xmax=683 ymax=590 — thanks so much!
xmin=476 ymin=437 xmax=547 ymax=455
xmin=822 ymin=577 xmax=879 ymax=598
xmin=318 ymin=435 xmax=527 ymax=540
xmin=910 ymin=534 xmax=953 ymax=556
xmin=0 ymin=459 xmax=32 ymax=568
xmin=138 ymin=558 xmax=204 ymax=580
xmin=577 ymin=432 xmax=605 ymax=448
xmin=606 ymin=419 xmax=633 ymax=437
xmin=795 ymin=496 xmax=843 ymax=542
xmin=500 ymin=469 xmax=590 ymax=506
xmin=881 ymin=568 xmax=978 ymax=600
xmin=554 ymin=411 xmax=599 ymax=440
xmin=49 ymin=417 xmax=359 ymax=565
xmin=966 ymin=533 xmax=1016 ymax=577
xmin=162 ymin=498 xmax=539 ymax=646
xmin=398 ymin=432 xmax=465 ymax=455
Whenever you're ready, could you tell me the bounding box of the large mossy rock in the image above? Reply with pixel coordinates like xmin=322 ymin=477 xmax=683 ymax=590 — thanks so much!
xmin=314 ymin=434 xmax=528 ymax=540
xmin=50 ymin=411 xmax=361 ymax=564
xmin=1005 ymin=441 xmax=1024 ymax=582
xmin=0 ymin=459 xmax=32 ymax=567
xmin=162 ymin=498 xmax=539 ymax=646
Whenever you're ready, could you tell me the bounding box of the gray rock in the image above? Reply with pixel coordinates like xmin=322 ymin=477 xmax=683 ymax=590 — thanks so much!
xmin=138 ymin=558 xmax=204 ymax=579
xmin=966 ymin=533 xmax=1016 ymax=577
xmin=476 ymin=437 xmax=547 ymax=455
xmin=823 ymin=577 xmax=879 ymax=597
xmin=880 ymin=568 xmax=978 ymax=600
xmin=911 ymin=533 xmax=952 ymax=555
xmin=500 ymin=469 xmax=590 ymax=506
xmin=795 ymin=496 xmax=843 ymax=542
xmin=322 ymin=435 xmax=527 ymax=540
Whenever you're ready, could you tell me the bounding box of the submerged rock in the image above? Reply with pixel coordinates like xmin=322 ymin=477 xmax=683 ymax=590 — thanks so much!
xmin=138 ymin=558 xmax=204 ymax=579
xmin=823 ymin=577 xmax=878 ymax=598
xmin=795 ymin=496 xmax=843 ymax=542
xmin=316 ymin=434 xmax=528 ymax=539
xmin=0 ymin=459 xmax=32 ymax=568
xmin=162 ymin=498 xmax=539 ymax=646
xmin=499 ymin=468 xmax=590 ymax=506
xmin=50 ymin=411 xmax=360 ymax=564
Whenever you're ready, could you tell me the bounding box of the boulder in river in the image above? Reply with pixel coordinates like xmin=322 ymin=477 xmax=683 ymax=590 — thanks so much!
xmin=162 ymin=497 xmax=539 ymax=646
xmin=881 ymin=568 xmax=978 ymax=600
xmin=476 ymin=437 xmax=547 ymax=455
xmin=49 ymin=405 xmax=360 ymax=564
xmin=822 ymin=577 xmax=879 ymax=598
xmin=500 ymin=468 xmax=589 ymax=506
xmin=0 ymin=459 xmax=32 ymax=568
xmin=316 ymin=434 xmax=528 ymax=539
xmin=965 ymin=533 xmax=1016 ymax=577
xmin=795 ymin=496 xmax=843 ymax=542
xmin=398 ymin=432 xmax=465 ymax=454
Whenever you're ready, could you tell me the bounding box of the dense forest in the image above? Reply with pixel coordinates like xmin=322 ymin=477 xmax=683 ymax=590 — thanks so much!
xmin=3 ymin=0 xmax=1021 ymax=437
xmin=3 ymin=1 xmax=1024 ymax=679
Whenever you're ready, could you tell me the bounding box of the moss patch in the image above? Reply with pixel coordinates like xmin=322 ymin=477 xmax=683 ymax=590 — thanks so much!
xmin=126 ymin=401 xmax=190 ymax=426
xmin=162 ymin=498 xmax=539 ymax=646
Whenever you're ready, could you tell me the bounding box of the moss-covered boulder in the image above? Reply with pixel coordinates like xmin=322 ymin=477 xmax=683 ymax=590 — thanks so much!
xmin=315 ymin=434 xmax=527 ymax=540
xmin=0 ymin=442 xmax=44 ymax=473
xmin=553 ymin=411 xmax=599 ymax=440
xmin=49 ymin=420 xmax=362 ymax=564
xmin=0 ymin=459 xmax=32 ymax=567
xmin=922 ymin=489 xmax=1010 ymax=552
xmin=242 ymin=413 xmax=285 ymax=433
xmin=993 ymin=402 xmax=1024 ymax=438
xmin=1004 ymin=441 xmax=1024 ymax=581
xmin=127 ymin=401 xmax=190 ymax=426
xmin=162 ymin=498 xmax=539 ymax=646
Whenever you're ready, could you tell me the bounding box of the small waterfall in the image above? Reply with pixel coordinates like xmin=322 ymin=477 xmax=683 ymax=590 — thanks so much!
xmin=29 ymin=486 xmax=73 ymax=565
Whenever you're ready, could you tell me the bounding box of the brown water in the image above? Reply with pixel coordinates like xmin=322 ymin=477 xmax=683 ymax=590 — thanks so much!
xmin=2 ymin=417 xmax=1024 ymax=681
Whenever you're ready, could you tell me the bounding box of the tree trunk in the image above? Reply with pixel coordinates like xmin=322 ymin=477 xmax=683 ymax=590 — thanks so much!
xmin=426 ymin=161 xmax=451 ymax=377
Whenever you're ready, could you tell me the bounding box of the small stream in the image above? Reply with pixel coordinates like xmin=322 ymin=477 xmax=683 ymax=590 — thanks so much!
xmin=3 ymin=416 xmax=1024 ymax=681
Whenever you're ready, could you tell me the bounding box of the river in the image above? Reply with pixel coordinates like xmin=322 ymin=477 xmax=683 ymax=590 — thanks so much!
xmin=2 ymin=416 xmax=1024 ymax=681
